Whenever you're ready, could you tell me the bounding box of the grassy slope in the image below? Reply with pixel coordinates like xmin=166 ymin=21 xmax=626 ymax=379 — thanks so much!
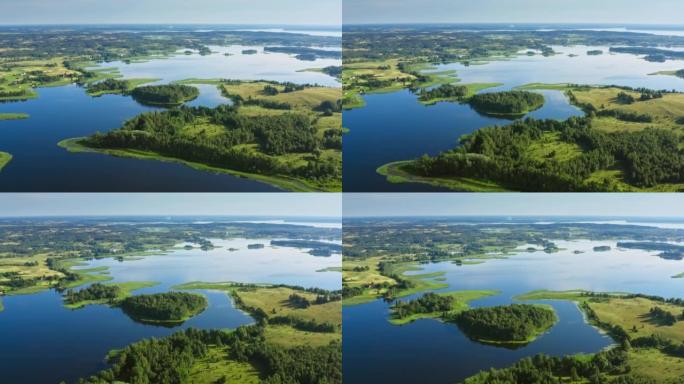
xmin=64 ymin=281 xmax=159 ymax=309
xmin=0 ymin=151 xmax=12 ymax=171
xmin=377 ymin=160 xmax=510 ymax=192
xmin=389 ymin=290 xmax=499 ymax=325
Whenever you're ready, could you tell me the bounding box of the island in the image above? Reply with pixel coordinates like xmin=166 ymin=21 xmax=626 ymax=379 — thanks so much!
xmin=587 ymin=49 xmax=604 ymax=55
xmin=63 ymin=281 xmax=159 ymax=309
xmin=467 ymin=90 xmax=545 ymax=118
xmin=452 ymin=304 xmax=557 ymax=345
xmin=85 ymin=78 xmax=159 ymax=97
xmin=0 ymin=151 xmax=12 ymax=171
xmin=593 ymin=245 xmax=612 ymax=252
xmin=0 ymin=113 xmax=29 ymax=120
xmin=264 ymin=46 xmax=342 ymax=60
xmin=247 ymin=243 xmax=265 ymax=249
xmin=119 ymin=291 xmax=208 ymax=325
xmin=130 ymin=84 xmax=200 ymax=106
xmin=241 ymin=49 xmax=257 ymax=55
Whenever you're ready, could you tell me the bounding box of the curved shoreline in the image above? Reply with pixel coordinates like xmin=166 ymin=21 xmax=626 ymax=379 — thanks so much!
xmin=57 ymin=137 xmax=324 ymax=192
xmin=377 ymin=160 xmax=510 ymax=192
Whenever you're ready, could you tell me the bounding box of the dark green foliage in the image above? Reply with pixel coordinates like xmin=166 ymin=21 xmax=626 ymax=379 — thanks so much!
xmin=419 ymin=84 xmax=468 ymax=101
xmin=409 ymin=116 xmax=684 ymax=191
xmin=392 ymin=292 xmax=453 ymax=319
xmin=649 ymin=307 xmax=678 ymax=326
xmin=617 ymin=92 xmax=635 ymax=104
xmin=288 ymin=293 xmax=311 ymax=309
xmin=86 ymin=78 xmax=129 ymax=94
xmin=462 ymin=348 xmax=632 ymax=384
xmin=676 ymin=69 xmax=684 ymax=79
xmin=120 ymin=292 xmax=207 ymax=322
xmin=468 ymin=91 xmax=545 ymax=116
xmin=321 ymin=66 xmax=342 ymax=78
xmin=315 ymin=100 xmax=342 ymax=115
xmin=64 ymin=283 xmax=120 ymax=304
xmin=130 ymin=84 xmax=199 ymax=106
xmin=262 ymin=85 xmax=279 ymax=95
xmin=269 ymin=315 xmax=337 ymax=333
xmin=452 ymin=304 xmax=557 ymax=343
xmin=263 ymin=46 xmax=342 ymax=59
xmin=78 ymin=326 xmax=342 ymax=384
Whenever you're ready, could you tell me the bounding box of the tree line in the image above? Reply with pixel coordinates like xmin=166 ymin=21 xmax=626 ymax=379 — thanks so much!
xmin=120 ymin=292 xmax=208 ymax=322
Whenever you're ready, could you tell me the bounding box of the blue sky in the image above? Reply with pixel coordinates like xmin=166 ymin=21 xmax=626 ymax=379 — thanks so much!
xmin=344 ymin=194 xmax=684 ymax=217
xmin=0 ymin=193 xmax=341 ymax=217
xmin=344 ymin=0 xmax=684 ymax=25
xmin=0 ymin=0 xmax=341 ymax=25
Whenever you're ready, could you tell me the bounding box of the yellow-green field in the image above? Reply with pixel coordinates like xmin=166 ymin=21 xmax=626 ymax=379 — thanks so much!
xmin=0 ymin=151 xmax=12 ymax=171
xmin=187 ymin=344 xmax=261 ymax=384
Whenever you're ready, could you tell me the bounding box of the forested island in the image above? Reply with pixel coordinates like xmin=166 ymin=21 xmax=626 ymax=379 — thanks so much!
xmin=468 ymin=91 xmax=545 ymax=117
xmin=60 ymin=79 xmax=342 ymax=191
xmin=452 ymin=304 xmax=557 ymax=345
xmin=264 ymin=46 xmax=342 ymax=60
xmin=120 ymin=292 xmax=208 ymax=324
xmin=0 ymin=151 xmax=12 ymax=171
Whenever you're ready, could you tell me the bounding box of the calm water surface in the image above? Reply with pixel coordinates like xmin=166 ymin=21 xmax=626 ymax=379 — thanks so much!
xmin=343 ymin=44 xmax=684 ymax=191
xmin=0 ymin=237 xmax=341 ymax=383
xmin=343 ymin=237 xmax=684 ymax=384
xmin=0 ymin=40 xmax=339 ymax=191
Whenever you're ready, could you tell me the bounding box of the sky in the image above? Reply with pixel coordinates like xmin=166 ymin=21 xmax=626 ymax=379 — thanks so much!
xmin=0 ymin=193 xmax=341 ymax=217
xmin=0 ymin=0 xmax=341 ymax=25
xmin=344 ymin=0 xmax=684 ymax=25
xmin=344 ymin=193 xmax=684 ymax=218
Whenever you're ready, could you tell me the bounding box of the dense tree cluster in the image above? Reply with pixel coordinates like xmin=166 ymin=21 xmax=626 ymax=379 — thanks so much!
xmin=86 ymin=78 xmax=130 ymax=94
xmin=263 ymin=46 xmax=342 ymax=59
xmin=649 ymin=306 xmax=678 ymax=326
xmin=130 ymin=84 xmax=199 ymax=106
xmin=418 ymin=84 xmax=468 ymax=101
xmin=288 ymin=293 xmax=312 ymax=309
xmin=120 ymin=292 xmax=208 ymax=322
xmin=392 ymin=292 xmax=453 ymax=318
xmin=408 ymin=116 xmax=684 ymax=191
xmin=64 ymin=283 xmax=120 ymax=304
xmin=77 ymin=326 xmax=342 ymax=384
xmin=452 ymin=304 xmax=557 ymax=343
xmin=82 ymin=102 xmax=339 ymax=180
xmin=269 ymin=315 xmax=337 ymax=333
xmin=468 ymin=91 xmax=545 ymax=115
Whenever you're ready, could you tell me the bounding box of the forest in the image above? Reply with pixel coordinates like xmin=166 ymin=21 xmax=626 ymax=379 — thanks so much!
xmin=119 ymin=292 xmax=208 ymax=323
xmin=468 ymin=91 xmax=545 ymax=116
xmin=391 ymin=292 xmax=453 ymax=319
xmin=77 ymin=326 xmax=342 ymax=384
xmin=64 ymin=283 xmax=120 ymax=305
xmin=403 ymin=115 xmax=684 ymax=191
xmin=451 ymin=304 xmax=557 ymax=343
xmin=418 ymin=84 xmax=468 ymax=102
xmin=130 ymin=84 xmax=200 ymax=106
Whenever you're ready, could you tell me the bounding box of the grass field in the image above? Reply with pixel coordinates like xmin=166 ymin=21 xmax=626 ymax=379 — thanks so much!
xmin=389 ymin=290 xmax=499 ymax=325
xmin=0 ymin=151 xmax=12 ymax=171
xmin=377 ymin=160 xmax=510 ymax=192
xmin=0 ymin=113 xmax=29 ymax=120
xmin=187 ymin=344 xmax=261 ymax=384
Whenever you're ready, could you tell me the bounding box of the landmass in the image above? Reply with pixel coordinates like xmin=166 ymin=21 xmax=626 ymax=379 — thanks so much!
xmin=0 ymin=151 xmax=11 ymax=171
xmin=60 ymin=79 xmax=342 ymax=191
xmin=119 ymin=291 xmax=208 ymax=325
xmin=0 ymin=113 xmax=29 ymax=120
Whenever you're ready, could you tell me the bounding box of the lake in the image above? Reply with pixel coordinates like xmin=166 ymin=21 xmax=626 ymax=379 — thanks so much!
xmin=343 ymin=43 xmax=684 ymax=191
xmin=0 ymin=38 xmax=339 ymax=191
xmin=343 ymin=235 xmax=684 ymax=384
xmin=0 ymin=235 xmax=341 ymax=383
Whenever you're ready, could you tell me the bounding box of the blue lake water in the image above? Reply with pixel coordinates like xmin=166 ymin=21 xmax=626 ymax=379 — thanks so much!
xmin=343 ymin=238 xmax=684 ymax=384
xmin=343 ymin=44 xmax=684 ymax=191
xmin=0 ymin=236 xmax=341 ymax=383
xmin=0 ymin=41 xmax=340 ymax=191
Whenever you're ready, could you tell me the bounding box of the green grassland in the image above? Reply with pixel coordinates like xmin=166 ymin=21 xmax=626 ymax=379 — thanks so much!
xmin=0 ymin=113 xmax=29 ymax=120
xmin=173 ymin=281 xmax=342 ymax=347
xmin=0 ymin=151 xmax=12 ymax=171
xmin=389 ymin=290 xmax=499 ymax=325
xmin=63 ymin=281 xmax=159 ymax=309
xmin=186 ymin=344 xmax=262 ymax=384
xmin=377 ymin=160 xmax=511 ymax=192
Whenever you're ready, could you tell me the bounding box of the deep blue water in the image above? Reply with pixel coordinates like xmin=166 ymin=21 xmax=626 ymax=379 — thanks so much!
xmin=0 ymin=85 xmax=280 ymax=191
xmin=342 ymin=89 xmax=582 ymax=191
xmin=343 ymin=238 xmax=684 ymax=384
